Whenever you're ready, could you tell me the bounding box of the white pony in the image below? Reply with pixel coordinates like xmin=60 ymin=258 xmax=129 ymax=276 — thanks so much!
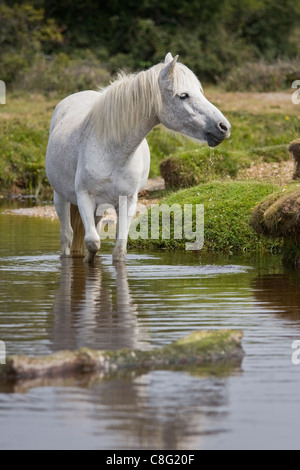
xmin=46 ymin=53 xmax=231 ymax=263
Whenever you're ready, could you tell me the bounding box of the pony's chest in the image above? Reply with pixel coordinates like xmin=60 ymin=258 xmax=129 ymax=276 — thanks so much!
xmin=79 ymin=158 xmax=143 ymax=197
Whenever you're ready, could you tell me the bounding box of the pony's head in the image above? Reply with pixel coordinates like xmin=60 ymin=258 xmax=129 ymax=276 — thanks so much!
xmin=158 ymin=53 xmax=231 ymax=147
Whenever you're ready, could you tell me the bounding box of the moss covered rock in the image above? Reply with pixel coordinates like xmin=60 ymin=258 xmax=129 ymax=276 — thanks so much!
xmin=251 ymin=183 xmax=300 ymax=242
xmin=0 ymin=330 xmax=244 ymax=386
xmin=251 ymin=183 xmax=300 ymax=266
xmin=160 ymin=148 xmax=251 ymax=189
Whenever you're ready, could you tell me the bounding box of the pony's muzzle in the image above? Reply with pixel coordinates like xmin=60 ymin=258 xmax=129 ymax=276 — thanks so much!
xmin=218 ymin=121 xmax=231 ymax=138
xmin=205 ymin=116 xmax=231 ymax=146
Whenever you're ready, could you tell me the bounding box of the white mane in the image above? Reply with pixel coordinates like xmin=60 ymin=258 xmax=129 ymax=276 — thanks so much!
xmin=87 ymin=62 xmax=202 ymax=145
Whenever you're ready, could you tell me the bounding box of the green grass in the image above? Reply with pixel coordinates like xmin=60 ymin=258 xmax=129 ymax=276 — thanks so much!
xmin=129 ymin=180 xmax=283 ymax=253
xmin=0 ymin=119 xmax=48 ymax=191
xmin=223 ymin=112 xmax=299 ymax=151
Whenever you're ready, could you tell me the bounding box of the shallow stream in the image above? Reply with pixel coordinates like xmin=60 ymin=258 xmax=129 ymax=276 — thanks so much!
xmin=0 ymin=203 xmax=299 ymax=449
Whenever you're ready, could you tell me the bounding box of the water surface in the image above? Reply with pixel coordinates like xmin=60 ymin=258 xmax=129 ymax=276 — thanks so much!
xmin=0 ymin=205 xmax=300 ymax=449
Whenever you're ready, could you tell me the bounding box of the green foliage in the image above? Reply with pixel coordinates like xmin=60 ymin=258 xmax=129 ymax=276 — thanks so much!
xmin=42 ymin=0 xmax=300 ymax=80
xmin=0 ymin=3 xmax=62 ymax=83
xmin=1 ymin=1 xmax=299 ymax=88
xmin=223 ymin=59 xmax=300 ymax=92
xmin=0 ymin=118 xmax=49 ymax=192
xmin=18 ymin=52 xmax=111 ymax=95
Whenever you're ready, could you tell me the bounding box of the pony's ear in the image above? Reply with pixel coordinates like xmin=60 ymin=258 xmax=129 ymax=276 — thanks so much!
xmin=165 ymin=52 xmax=174 ymax=64
xmin=160 ymin=55 xmax=179 ymax=83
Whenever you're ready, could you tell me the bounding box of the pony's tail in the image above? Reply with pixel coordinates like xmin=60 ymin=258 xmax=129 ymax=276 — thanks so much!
xmin=70 ymin=204 xmax=86 ymax=256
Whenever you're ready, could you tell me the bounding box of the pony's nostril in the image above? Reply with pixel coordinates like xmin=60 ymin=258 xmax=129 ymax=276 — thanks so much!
xmin=219 ymin=122 xmax=228 ymax=133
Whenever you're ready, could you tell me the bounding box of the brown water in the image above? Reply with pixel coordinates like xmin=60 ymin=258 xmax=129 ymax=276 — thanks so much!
xmin=0 ymin=202 xmax=300 ymax=450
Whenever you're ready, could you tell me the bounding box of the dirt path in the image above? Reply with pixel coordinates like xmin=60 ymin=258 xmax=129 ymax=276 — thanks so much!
xmin=237 ymin=159 xmax=295 ymax=185
xmin=206 ymin=89 xmax=299 ymax=115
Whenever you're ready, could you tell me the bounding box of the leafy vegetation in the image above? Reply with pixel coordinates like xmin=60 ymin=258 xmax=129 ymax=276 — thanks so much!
xmin=0 ymin=1 xmax=299 ymax=93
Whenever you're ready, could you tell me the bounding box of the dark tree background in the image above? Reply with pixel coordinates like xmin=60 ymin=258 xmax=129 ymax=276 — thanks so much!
xmin=0 ymin=0 xmax=299 ymax=89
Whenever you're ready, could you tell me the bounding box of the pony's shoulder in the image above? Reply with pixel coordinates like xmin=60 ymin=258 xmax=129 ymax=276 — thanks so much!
xmin=50 ymin=91 xmax=101 ymax=134
xmin=55 ymin=90 xmax=100 ymax=110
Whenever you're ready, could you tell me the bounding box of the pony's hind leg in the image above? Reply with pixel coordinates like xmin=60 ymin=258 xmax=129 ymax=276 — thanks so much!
xmin=77 ymin=192 xmax=100 ymax=263
xmin=54 ymin=191 xmax=73 ymax=256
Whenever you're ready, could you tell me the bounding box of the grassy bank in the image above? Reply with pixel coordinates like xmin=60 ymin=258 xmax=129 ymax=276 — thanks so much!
xmin=129 ymin=180 xmax=283 ymax=253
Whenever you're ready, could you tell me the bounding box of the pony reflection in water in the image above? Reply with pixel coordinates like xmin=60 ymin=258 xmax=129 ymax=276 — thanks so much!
xmin=46 ymin=53 xmax=230 ymax=263
xmin=50 ymin=259 xmax=150 ymax=352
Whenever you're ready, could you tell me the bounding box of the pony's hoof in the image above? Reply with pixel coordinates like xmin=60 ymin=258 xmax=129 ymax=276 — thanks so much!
xmin=85 ymin=237 xmax=100 ymax=254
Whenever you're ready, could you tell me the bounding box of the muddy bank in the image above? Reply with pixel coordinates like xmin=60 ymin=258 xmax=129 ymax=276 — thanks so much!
xmin=1 ymin=178 xmax=165 ymax=221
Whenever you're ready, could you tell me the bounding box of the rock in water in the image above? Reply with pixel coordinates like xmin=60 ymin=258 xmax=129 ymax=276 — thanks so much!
xmin=0 ymin=330 xmax=244 ymax=383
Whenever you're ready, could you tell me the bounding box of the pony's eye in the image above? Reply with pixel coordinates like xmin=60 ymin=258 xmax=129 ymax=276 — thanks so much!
xmin=180 ymin=93 xmax=189 ymax=100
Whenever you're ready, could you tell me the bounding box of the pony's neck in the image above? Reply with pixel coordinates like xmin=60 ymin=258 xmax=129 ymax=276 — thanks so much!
xmin=118 ymin=110 xmax=159 ymax=157
xmin=89 ymin=65 xmax=163 ymax=156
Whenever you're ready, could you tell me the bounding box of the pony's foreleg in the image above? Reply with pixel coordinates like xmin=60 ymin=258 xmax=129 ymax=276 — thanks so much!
xmin=113 ymin=194 xmax=137 ymax=263
xmin=77 ymin=192 xmax=100 ymax=263
xmin=54 ymin=191 xmax=73 ymax=256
